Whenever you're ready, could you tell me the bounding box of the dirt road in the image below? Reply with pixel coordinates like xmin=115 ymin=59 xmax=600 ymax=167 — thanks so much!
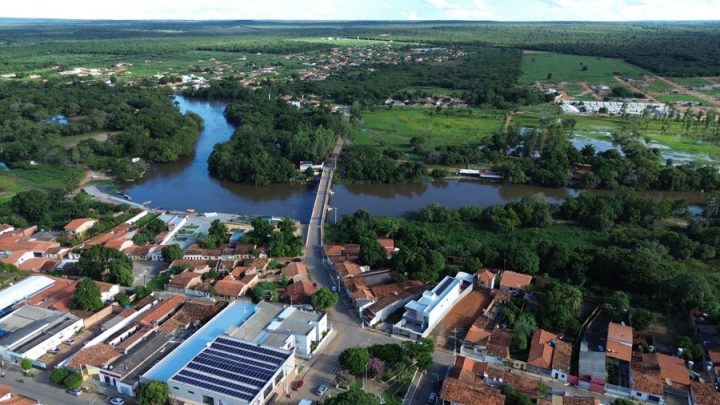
xmin=655 ymin=76 xmax=720 ymax=107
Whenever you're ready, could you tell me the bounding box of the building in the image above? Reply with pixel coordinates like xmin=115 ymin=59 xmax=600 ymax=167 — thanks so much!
xmin=214 ymin=273 xmax=258 ymax=300
xmin=690 ymin=375 xmax=720 ymax=405
xmin=577 ymin=349 xmax=607 ymax=393
xmin=528 ymin=329 xmax=558 ymax=375
xmin=439 ymin=356 xmax=506 ymax=405
xmin=630 ymin=352 xmax=664 ymax=404
xmin=226 ymin=301 xmax=331 ymax=359
xmin=0 ymin=276 xmax=55 ymax=316
xmin=476 ymin=269 xmax=496 ymax=290
xmin=156 ymin=213 xmax=188 ymax=245
xmin=165 ymin=335 xmax=295 ymax=405
xmin=498 ymin=271 xmax=533 ymax=294
xmin=361 ymin=280 xmax=426 ymax=326
xmin=552 ymin=339 xmax=573 ymax=383
xmin=0 ymin=305 xmax=83 ymax=364
xmin=393 ymin=272 xmax=474 ymax=339
xmin=165 ymin=271 xmax=206 ymax=297
xmin=657 ymin=353 xmax=690 ymax=399
xmin=280 ymin=262 xmax=308 ymax=283
xmin=282 ymin=280 xmax=316 ymax=306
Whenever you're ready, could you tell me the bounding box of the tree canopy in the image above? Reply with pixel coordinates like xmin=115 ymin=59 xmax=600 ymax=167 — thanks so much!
xmin=70 ymin=278 xmax=104 ymax=312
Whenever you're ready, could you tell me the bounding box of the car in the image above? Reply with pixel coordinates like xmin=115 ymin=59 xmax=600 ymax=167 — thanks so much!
xmin=47 ymin=348 xmax=60 ymax=353
xmin=63 ymin=338 xmax=74 ymax=345
xmin=109 ymin=398 xmax=125 ymax=405
xmin=66 ymin=388 xmax=82 ymax=397
xmin=315 ymin=384 xmax=328 ymax=396
xmin=331 ymin=285 xmax=337 ymax=292
xmin=427 ymin=392 xmax=437 ymax=404
xmin=292 ymin=379 xmax=305 ymax=391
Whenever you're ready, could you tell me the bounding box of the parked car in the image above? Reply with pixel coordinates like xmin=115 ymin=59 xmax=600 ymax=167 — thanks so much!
xmin=292 ymin=379 xmax=305 ymax=391
xmin=47 ymin=347 xmax=60 ymax=353
xmin=67 ymin=388 xmax=82 ymax=397
xmin=427 ymin=392 xmax=437 ymax=404
xmin=109 ymin=398 xmax=125 ymax=405
xmin=315 ymin=384 xmax=328 ymax=396
xmin=63 ymin=338 xmax=74 ymax=345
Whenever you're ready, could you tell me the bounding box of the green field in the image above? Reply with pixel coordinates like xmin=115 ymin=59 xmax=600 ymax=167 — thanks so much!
xmin=641 ymin=81 xmax=675 ymax=93
xmin=351 ymin=107 xmax=504 ymax=159
xmin=563 ymin=84 xmax=586 ymax=96
xmin=654 ymin=94 xmax=707 ymax=105
xmin=668 ymin=77 xmax=713 ymax=88
xmin=56 ymin=131 xmax=117 ymax=148
xmin=0 ymin=164 xmax=84 ymax=202
xmin=521 ymin=51 xmax=646 ymax=84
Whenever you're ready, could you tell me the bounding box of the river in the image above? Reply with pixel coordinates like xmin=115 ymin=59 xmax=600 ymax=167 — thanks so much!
xmin=120 ymin=96 xmax=706 ymax=222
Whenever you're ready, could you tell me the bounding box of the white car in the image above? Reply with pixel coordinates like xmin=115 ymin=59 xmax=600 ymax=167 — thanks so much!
xmin=110 ymin=398 xmax=125 ymax=405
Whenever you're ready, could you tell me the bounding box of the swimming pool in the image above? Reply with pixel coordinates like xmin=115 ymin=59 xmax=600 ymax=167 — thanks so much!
xmin=142 ymin=301 xmax=256 ymax=382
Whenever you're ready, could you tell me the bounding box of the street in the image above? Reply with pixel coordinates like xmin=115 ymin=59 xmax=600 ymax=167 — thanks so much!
xmin=0 ymin=363 xmax=108 ymax=405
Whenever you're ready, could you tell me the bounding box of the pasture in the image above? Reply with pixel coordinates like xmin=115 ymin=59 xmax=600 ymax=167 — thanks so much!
xmin=521 ymin=51 xmax=646 ymax=84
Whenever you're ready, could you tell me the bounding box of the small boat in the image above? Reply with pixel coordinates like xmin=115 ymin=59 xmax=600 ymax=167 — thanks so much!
xmin=123 ymin=194 xmax=132 ymax=201
xmin=143 ymin=200 xmax=152 ymax=205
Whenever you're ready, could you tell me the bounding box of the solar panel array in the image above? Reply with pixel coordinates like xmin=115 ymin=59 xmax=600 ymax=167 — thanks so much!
xmin=169 ymin=336 xmax=292 ymax=403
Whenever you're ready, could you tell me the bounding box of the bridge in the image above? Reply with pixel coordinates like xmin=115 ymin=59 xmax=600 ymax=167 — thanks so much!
xmin=304 ymin=137 xmax=343 ymax=252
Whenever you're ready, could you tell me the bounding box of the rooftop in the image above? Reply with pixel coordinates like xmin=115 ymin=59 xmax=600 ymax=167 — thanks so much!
xmin=0 ymin=276 xmax=55 ymax=311
xmin=68 ymin=343 xmax=122 ymax=369
xmin=657 ymin=353 xmax=690 ymax=387
xmin=499 ymin=270 xmax=533 ymax=290
xmin=607 ymin=322 xmax=633 ymax=344
xmin=281 ymin=262 xmax=307 ymax=279
xmin=485 ymin=328 xmax=512 ymax=358
xmin=167 ymin=335 xmax=292 ymax=403
xmin=527 ymin=329 xmax=557 ymax=370
xmin=691 ymin=376 xmax=720 ymax=405
xmin=439 ymin=378 xmax=505 ymax=405
xmin=552 ymin=339 xmax=572 ymax=372
xmin=111 ymin=332 xmax=173 ymax=378
xmin=631 ymin=352 xmax=664 ymax=396
xmin=64 ymin=218 xmax=97 ymax=231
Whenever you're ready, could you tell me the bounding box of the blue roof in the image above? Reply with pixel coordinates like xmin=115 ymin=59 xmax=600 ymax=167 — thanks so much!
xmin=143 ymin=301 xmax=255 ymax=382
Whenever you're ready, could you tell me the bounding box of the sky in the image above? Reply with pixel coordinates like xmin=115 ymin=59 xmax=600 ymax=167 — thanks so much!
xmin=2 ymin=0 xmax=720 ymax=21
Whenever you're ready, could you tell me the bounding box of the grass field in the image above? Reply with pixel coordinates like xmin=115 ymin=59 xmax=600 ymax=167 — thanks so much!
xmin=654 ymin=94 xmax=708 ymax=105
xmin=668 ymin=77 xmax=713 ymax=88
xmin=56 ymin=131 xmax=117 ymax=148
xmin=0 ymin=164 xmax=84 ymax=202
xmin=563 ymin=84 xmax=586 ymax=96
xmin=351 ymin=107 xmax=504 ymax=159
xmin=521 ymin=51 xmax=646 ymax=84
xmin=641 ymin=81 xmax=676 ymax=93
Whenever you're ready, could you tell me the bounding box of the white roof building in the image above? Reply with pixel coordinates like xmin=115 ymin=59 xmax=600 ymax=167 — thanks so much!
xmin=0 ymin=276 xmax=55 ymax=315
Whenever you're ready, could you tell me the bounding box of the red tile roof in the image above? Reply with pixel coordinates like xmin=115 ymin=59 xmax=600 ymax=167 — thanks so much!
xmin=281 ymin=262 xmax=308 ymax=278
xmin=691 ymin=376 xmax=720 ymax=405
xmin=376 ymin=238 xmax=395 ymax=255
xmin=64 ymin=218 xmax=96 ymax=231
xmin=439 ymin=378 xmax=505 ymax=405
xmin=528 ymin=329 xmax=558 ymax=370
xmin=464 ymin=316 xmax=495 ymax=346
xmin=552 ymin=339 xmax=573 ymax=372
xmin=499 ymin=271 xmax=533 ymax=290
xmin=631 ymin=353 xmax=664 ymax=397
xmin=284 ymin=280 xmax=317 ymax=305
xmin=657 ymin=353 xmax=690 ymax=387
xmin=477 ymin=269 xmax=495 ymax=282
xmin=68 ymin=344 xmax=121 ymax=369
xmin=214 ymin=276 xmax=247 ymax=297
xmin=486 ymin=328 xmax=512 ymax=358
xmin=137 ymin=295 xmax=185 ymax=326
xmin=167 ymin=271 xmax=202 ymax=289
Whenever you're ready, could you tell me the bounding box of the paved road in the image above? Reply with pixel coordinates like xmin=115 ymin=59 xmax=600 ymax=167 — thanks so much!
xmin=0 ymin=364 xmax=108 ymax=405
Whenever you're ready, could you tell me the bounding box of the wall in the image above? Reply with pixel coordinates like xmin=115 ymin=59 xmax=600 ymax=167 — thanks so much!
xmin=22 ymin=317 xmax=84 ymax=360
xmin=83 ymin=305 xmax=114 ymax=328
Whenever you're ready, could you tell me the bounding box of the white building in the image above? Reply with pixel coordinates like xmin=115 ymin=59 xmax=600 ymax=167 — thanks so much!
xmin=393 ymin=272 xmax=475 ymax=339
xmin=0 ymin=305 xmax=82 ymax=364
xmin=157 ymin=213 xmax=188 ymax=245
xmin=0 ymin=276 xmax=55 ymax=316
xmin=227 ymin=301 xmax=331 ymax=359
xmin=165 ymin=335 xmax=295 ymax=405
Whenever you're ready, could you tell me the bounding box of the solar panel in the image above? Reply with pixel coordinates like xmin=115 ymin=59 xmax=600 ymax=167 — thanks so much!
xmin=178 ymin=369 xmax=261 ymax=397
xmin=204 ymin=348 xmax=277 ymax=371
xmin=187 ymin=362 xmax=265 ymax=389
xmin=193 ymin=355 xmax=273 ymax=381
xmin=215 ymin=337 xmax=289 ymax=361
xmin=172 ymin=374 xmax=254 ymax=402
xmin=211 ymin=341 xmax=283 ymax=366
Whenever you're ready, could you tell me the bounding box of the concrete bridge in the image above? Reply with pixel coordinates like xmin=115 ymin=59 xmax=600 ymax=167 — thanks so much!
xmin=304 ymin=137 xmax=343 ymax=251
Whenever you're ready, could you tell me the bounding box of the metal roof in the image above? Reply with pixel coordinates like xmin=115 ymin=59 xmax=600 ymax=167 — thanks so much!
xmin=0 ymin=276 xmax=54 ymax=311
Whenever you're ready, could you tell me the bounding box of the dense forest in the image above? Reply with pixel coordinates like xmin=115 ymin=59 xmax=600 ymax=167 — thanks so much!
xmin=0 ymin=81 xmax=202 ymax=180
xmin=294 ymin=47 xmax=547 ymax=108
xmin=203 ymin=80 xmax=347 ymax=185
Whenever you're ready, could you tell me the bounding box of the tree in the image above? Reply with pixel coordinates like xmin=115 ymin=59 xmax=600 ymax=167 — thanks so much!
xmin=335 ymin=369 xmax=354 ymax=387
xmin=503 ymin=385 xmax=532 ymax=405
xmin=602 ymin=291 xmax=630 ymax=321
xmin=63 ymin=373 xmax=83 ymax=389
xmin=70 ymin=279 xmax=104 ymax=311
xmin=20 ymin=358 xmax=32 ymax=374
xmin=325 ymin=386 xmax=379 ymax=405
xmin=539 ymin=282 xmax=582 ymax=334
xmin=339 ymin=347 xmax=370 ymax=375
xmin=115 ymin=292 xmax=131 ymax=307
xmin=10 ymin=190 xmax=50 ymax=223
xmin=511 ymin=313 xmax=537 ymax=352
xmin=145 ymin=217 xmax=167 ymax=234
xmin=248 ymin=217 xmax=274 ymax=244
xmin=138 ymin=381 xmax=169 ymax=405
xmin=77 ymin=245 xmax=133 ymax=282
xmin=631 ymin=308 xmax=655 ymax=331
xmin=359 ymin=237 xmax=387 ymax=267
xmin=50 ymin=368 xmax=71 ymax=385
xmin=403 ymin=338 xmax=434 ymax=370
xmin=161 ymin=244 xmax=183 ymax=263
xmin=311 ymin=287 xmax=339 ymax=312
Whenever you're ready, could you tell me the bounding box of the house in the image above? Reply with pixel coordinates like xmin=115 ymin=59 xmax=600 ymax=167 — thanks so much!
xmin=606 ymin=322 xmax=634 ymax=393
xmin=630 ymin=352 xmax=665 ymax=404
xmin=227 ymin=301 xmax=331 ymax=359
xmin=439 ymin=356 xmax=506 ymax=405
xmin=95 ymin=281 xmax=120 ymax=301
xmin=484 ymin=328 xmax=513 ymax=364
xmin=393 ymin=272 xmax=474 ymax=339
xmin=552 ymin=339 xmax=573 ymax=383
xmin=498 ymin=270 xmax=533 ymax=294
xmin=690 ymin=375 xmax=720 ymax=405
xmin=0 ymin=225 xmax=14 ymax=237
xmin=657 ymin=353 xmax=690 ymax=399
xmin=165 ymin=271 xmax=206 ymax=298
xmin=282 ymin=280 xmax=317 ymax=306
xmin=376 ymin=239 xmax=397 ymax=258
xmin=578 ymin=349 xmax=607 ymax=393
xmin=527 ymin=329 xmax=558 ymax=375
xmin=281 ymin=262 xmax=308 ymax=282
xmin=476 ymin=269 xmax=496 ymax=290
xmin=105 ymin=238 xmax=134 ymax=252
xmin=361 ymin=280 xmax=426 ymax=326
xmin=64 ymin=218 xmax=97 ymax=236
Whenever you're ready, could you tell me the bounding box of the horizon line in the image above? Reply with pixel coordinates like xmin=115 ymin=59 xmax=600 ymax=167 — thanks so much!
xmin=0 ymin=17 xmax=719 ymax=23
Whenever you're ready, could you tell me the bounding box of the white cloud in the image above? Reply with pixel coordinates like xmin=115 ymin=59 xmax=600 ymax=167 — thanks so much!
xmin=421 ymin=0 xmax=495 ymax=20
xmin=536 ymin=0 xmax=720 ymax=21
